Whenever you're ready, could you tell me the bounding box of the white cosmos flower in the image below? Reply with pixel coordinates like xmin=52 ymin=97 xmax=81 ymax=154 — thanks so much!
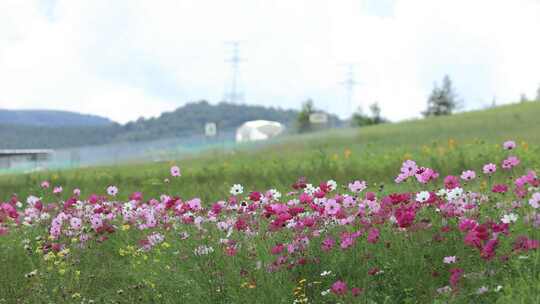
xmin=268 ymin=189 xmax=281 ymax=200
xmin=304 ymin=184 xmax=316 ymax=195
xmin=27 ymin=195 xmax=40 ymax=206
xmin=416 ymin=191 xmax=431 ymax=203
xmin=107 ymin=185 xmax=118 ymax=196
xmin=501 ymin=213 xmax=518 ymax=224
xmin=443 ymin=256 xmax=457 ymax=264
xmin=327 ymin=180 xmax=337 ymax=191
xmin=230 ymin=184 xmax=244 ymax=195
xmin=436 ymin=188 xmax=447 ymax=197
xmin=447 ymin=188 xmax=464 ymax=201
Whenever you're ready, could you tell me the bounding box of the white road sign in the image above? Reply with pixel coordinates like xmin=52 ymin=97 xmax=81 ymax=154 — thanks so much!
xmin=205 ymin=122 xmax=217 ymax=137
xmin=309 ymin=112 xmax=328 ymax=124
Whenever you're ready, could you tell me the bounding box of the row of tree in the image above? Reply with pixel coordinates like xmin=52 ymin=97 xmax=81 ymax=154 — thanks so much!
xmin=297 ymin=75 xmax=540 ymax=132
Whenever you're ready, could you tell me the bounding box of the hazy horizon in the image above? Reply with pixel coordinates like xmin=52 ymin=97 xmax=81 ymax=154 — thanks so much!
xmin=1 ymin=0 xmax=539 ymax=123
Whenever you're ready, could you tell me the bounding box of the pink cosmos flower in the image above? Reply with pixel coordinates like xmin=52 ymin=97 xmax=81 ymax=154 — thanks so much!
xmin=513 ymin=235 xmax=539 ymax=252
xmin=395 ymin=205 xmax=416 ymax=228
xmin=481 ymin=239 xmax=499 ymax=260
xmin=90 ymin=214 xmax=103 ymax=230
xmin=340 ymin=235 xmax=354 ymax=249
xmin=324 ymin=199 xmax=340 ymax=215
xmin=53 ymin=186 xmax=63 ymax=194
xmin=331 ymin=280 xmax=347 ymax=296
xmin=170 ymin=166 xmax=181 ymax=177
xmin=460 ymin=170 xmax=476 ymax=181
xmin=348 ymin=180 xmax=367 ymax=193
xmin=529 ymin=193 xmax=540 ymax=209
xmin=1 ymin=203 xmax=18 ymax=219
xmin=415 ymin=167 xmax=439 ymax=184
xmin=503 ymin=140 xmax=516 ymax=150
xmin=502 ymin=156 xmax=520 ymax=170
xmin=483 ymin=163 xmax=497 ymax=175
xmin=342 ymin=195 xmax=356 ymax=208
xmin=187 ymin=198 xmax=202 ymax=211
xmin=321 ymin=237 xmax=336 ymax=252
xmin=248 ymin=192 xmax=262 ymax=202
xmin=271 ymin=243 xmax=285 ymax=255
xmin=351 ymin=287 xmax=363 ymax=297
xmin=401 ymin=160 xmax=418 ymax=177
xmin=395 ymin=173 xmax=408 ymax=184
xmin=41 ymin=181 xmax=50 ymax=189
xmin=129 ymin=192 xmax=143 ymax=201
xmin=73 ymin=188 xmax=81 ymax=196
xmin=492 ymin=184 xmax=508 ymax=194
xmin=70 ymin=217 xmax=82 ymax=230
xmin=444 ymin=175 xmax=460 ymax=189
xmin=367 ymin=228 xmax=380 ymax=244
xmin=449 ymin=268 xmax=463 ymax=288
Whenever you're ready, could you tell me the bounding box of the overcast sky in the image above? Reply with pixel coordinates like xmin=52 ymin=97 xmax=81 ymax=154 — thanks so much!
xmin=1 ymin=0 xmax=539 ymax=123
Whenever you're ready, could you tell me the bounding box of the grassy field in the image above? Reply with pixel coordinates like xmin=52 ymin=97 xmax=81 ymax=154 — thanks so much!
xmin=1 ymin=102 xmax=540 ymax=303
xmin=2 ymin=102 xmax=540 ymax=200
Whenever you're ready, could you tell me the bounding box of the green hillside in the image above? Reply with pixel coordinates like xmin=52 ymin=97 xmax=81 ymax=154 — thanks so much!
xmin=0 ymin=109 xmax=113 ymax=127
xmin=2 ymin=101 xmax=539 ymax=200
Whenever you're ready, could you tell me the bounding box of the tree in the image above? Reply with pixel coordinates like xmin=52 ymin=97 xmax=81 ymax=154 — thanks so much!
xmin=297 ymin=99 xmax=315 ymax=133
xmin=351 ymin=102 xmax=389 ymax=127
xmin=351 ymin=106 xmax=372 ymax=127
xmin=369 ymin=102 xmax=382 ymax=124
xmin=423 ymin=75 xmax=459 ymax=117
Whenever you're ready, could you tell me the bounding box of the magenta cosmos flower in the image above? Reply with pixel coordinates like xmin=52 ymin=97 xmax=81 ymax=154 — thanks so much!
xmin=331 ymin=280 xmax=348 ymax=296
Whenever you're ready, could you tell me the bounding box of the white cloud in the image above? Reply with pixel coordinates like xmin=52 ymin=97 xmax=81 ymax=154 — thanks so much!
xmin=0 ymin=0 xmax=539 ymax=123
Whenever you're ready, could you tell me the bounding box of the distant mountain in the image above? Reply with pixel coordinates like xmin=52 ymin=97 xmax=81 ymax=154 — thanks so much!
xmin=117 ymin=101 xmax=341 ymax=141
xmin=0 ymin=101 xmax=342 ymax=149
xmin=0 ymin=109 xmax=114 ymax=127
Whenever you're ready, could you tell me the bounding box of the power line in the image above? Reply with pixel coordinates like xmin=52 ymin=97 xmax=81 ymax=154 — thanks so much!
xmin=224 ymin=41 xmax=245 ymax=103
xmin=339 ymin=63 xmax=360 ymax=116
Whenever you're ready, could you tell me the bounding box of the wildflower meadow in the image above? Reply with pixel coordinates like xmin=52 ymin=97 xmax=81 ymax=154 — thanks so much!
xmin=1 ymin=103 xmax=540 ymax=304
